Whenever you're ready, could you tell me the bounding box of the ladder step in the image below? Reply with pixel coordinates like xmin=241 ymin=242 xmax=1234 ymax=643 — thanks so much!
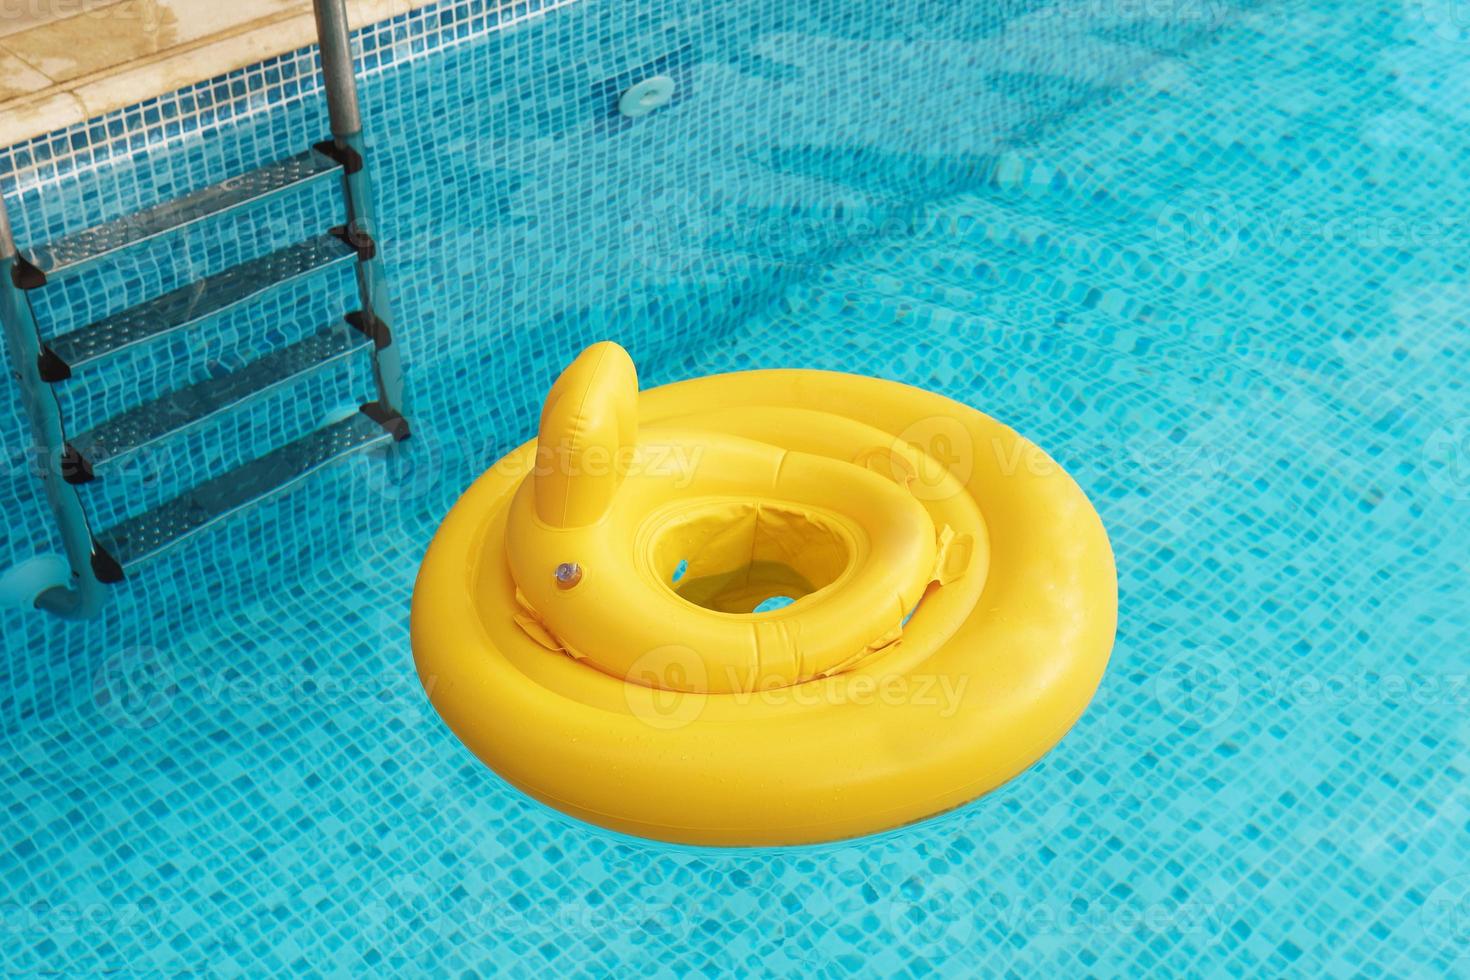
xmin=24 ymin=148 xmax=343 ymax=283
xmin=69 ymin=325 xmax=371 ymax=471
xmin=46 ymin=234 xmax=358 ymax=373
xmin=96 ymin=409 xmax=404 ymax=570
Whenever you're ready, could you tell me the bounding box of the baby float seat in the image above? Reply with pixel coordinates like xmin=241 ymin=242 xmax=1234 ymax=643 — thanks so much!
xmin=413 ymin=342 xmax=1117 ymax=846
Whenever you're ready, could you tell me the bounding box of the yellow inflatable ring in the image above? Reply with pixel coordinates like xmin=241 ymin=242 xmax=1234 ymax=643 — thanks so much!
xmin=413 ymin=342 xmax=1117 ymax=846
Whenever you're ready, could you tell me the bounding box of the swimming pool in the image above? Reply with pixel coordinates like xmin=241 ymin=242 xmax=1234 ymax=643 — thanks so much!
xmin=1 ymin=0 xmax=1467 ymax=972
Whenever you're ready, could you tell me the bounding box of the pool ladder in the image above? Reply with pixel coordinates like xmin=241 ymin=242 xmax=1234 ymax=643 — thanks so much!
xmin=0 ymin=0 xmax=407 ymax=619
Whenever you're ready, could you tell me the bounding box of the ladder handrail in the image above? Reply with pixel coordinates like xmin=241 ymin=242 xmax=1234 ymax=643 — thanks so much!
xmin=0 ymin=195 xmax=14 ymax=261
xmin=312 ymin=0 xmax=406 ymax=415
xmin=314 ymin=0 xmax=364 ymax=140
xmin=0 ymin=193 xmax=112 ymax=618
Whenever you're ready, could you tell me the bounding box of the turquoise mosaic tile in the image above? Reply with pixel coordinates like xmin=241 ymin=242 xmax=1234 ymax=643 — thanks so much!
xmin=1 ymin=0 xmax=1467 ymax=974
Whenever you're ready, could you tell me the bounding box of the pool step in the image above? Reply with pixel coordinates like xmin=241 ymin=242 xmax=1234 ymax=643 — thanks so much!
xmin=14 ymin=148 xmax=344 ymax=287
xmin=65 ymin=324 xmax=372 ymax=477
xmin=42 ymin=233 xmax=359 ymax=375
xmin=94 ymin=408 xmax=406 ymax=573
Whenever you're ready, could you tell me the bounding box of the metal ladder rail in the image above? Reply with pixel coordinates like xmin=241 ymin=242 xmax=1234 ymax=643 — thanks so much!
xmin=0 ymin=197 xmax=114 ymax=618
xmin=315 ymin=0 xmax=405 ymax=417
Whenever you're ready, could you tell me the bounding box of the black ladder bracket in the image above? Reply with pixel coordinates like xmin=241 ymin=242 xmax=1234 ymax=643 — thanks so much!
xmin=330 ymin=224 xmax=377 ymax=262
xmin=11 ymin=255 xmax=46 ymax=290
xmin=91 ymin=543 xmax=125 ymax=584
xmin=60 ymin=443 xmax=95 ymax=485
xmin=313 ymin=139 xmax=364 ymax=175
xmin=37 ymin=346 xmax=72 ymax=383
xmin=360 ymin=401 xmax=411 ymax=442
xmin=345 ymin=310 xmax=394 ymax=350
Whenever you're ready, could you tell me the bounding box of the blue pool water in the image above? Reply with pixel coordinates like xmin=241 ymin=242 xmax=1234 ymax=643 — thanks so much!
xmin=2 ymin=0 xmax=1468 ymax=973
